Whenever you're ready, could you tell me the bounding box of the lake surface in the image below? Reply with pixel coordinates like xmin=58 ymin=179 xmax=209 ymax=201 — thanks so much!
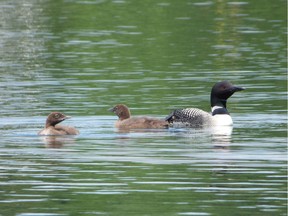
xmin=0 ymin=0 xmax=287 ymax=215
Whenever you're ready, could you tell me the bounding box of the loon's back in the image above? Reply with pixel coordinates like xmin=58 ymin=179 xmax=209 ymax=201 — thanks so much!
xmin=166 ymin=108 xmax=233 ymax=128
xmin=166 ymin=108 xmax=211 ymax=127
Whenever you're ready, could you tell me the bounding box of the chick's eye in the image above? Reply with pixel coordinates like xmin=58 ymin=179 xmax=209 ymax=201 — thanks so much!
xmin=54 ymin=114 xmax=60 ymax=118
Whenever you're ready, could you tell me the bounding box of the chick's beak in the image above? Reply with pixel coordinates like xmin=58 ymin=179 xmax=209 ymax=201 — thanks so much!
xmin=63 ymin=115 xmax=71 ymax=120
xmin=108 ymin=107 xmax=115 ymax=113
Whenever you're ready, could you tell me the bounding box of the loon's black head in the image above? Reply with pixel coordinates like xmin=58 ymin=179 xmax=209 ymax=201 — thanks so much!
xmin=210 ymin=81 xmax=245 ymax=108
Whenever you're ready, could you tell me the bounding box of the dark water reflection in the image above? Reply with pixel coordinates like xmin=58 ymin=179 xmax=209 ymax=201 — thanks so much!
xmin=0 ymin=0 xmax=287 ymax=215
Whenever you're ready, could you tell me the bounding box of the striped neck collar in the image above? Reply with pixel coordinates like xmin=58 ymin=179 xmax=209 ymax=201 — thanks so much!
xmin=211 ymin=106 xmax=229 ymax=116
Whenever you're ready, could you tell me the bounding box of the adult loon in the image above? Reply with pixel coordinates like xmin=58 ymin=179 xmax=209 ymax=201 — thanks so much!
xmin=38 ymin=112 xmax=79 ymax=135
xmin=109 ymin=104 xmax=168 ymax=129
xmin=165 ymin=81 xmax=245 ymax=127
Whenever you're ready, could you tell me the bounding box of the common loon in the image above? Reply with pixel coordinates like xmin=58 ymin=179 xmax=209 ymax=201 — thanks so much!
xmin=109 ymin=104 xmax=169 ymax=129
xmin=38 ymin=112 xmax=79 ymax=135
xmin=165 ymin=81 xmax=245 ymax=127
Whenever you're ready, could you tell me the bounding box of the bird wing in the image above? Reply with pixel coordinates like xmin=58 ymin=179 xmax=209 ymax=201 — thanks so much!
xmin=166 ymin=108 xmax=211 ymax=127
xmin=120 ymin=117 xmax=168 ymax=129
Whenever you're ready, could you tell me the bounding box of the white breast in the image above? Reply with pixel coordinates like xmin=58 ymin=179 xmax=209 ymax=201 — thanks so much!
xmin=211 ymin=114 xmax=233 ymax=126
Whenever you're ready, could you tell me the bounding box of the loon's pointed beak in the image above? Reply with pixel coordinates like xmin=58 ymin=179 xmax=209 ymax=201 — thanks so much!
xmin=233 ymin=86 xmax=245 ymax=92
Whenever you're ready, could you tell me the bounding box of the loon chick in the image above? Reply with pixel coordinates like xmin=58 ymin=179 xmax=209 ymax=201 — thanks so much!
xmin=109 ymin=104 xmax=169 ymax=129
xmin=38 ymin=112 xmax=79 ymax=136
xmin=165 ymin=81 xmax=245 ymax=127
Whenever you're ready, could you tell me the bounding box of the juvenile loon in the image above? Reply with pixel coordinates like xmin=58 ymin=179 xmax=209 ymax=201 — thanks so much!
xmin=165 ymin=81 xmax=245 ymax=127
xmin=109 ymin=104 xmax=169 ymax=129
xmin=38 ymin=112 xmax=79 ymax=135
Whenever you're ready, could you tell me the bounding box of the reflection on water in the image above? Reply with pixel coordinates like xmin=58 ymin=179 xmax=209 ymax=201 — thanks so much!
xmin=0 ymin=0 xmax=287 ymax=215
xmin=0 ymin=115 xmax=287 ymax=215
xmin=40 ymin=136 xmax=78 ymax=148
xmin=168 ymin=126 xmax=233 ymax=144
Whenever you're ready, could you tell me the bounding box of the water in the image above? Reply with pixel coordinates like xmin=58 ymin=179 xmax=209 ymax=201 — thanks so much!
xmin=0 ymin=0 xmax=287 ymax=215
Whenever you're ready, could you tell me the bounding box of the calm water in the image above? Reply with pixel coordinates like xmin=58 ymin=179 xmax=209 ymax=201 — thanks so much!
xmin=0 ymin=0 xmax=287 ymax=216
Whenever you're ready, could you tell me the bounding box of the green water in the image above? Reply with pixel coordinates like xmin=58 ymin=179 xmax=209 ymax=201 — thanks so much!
xmin=0 ymin=0 xmax=287 ymax=216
